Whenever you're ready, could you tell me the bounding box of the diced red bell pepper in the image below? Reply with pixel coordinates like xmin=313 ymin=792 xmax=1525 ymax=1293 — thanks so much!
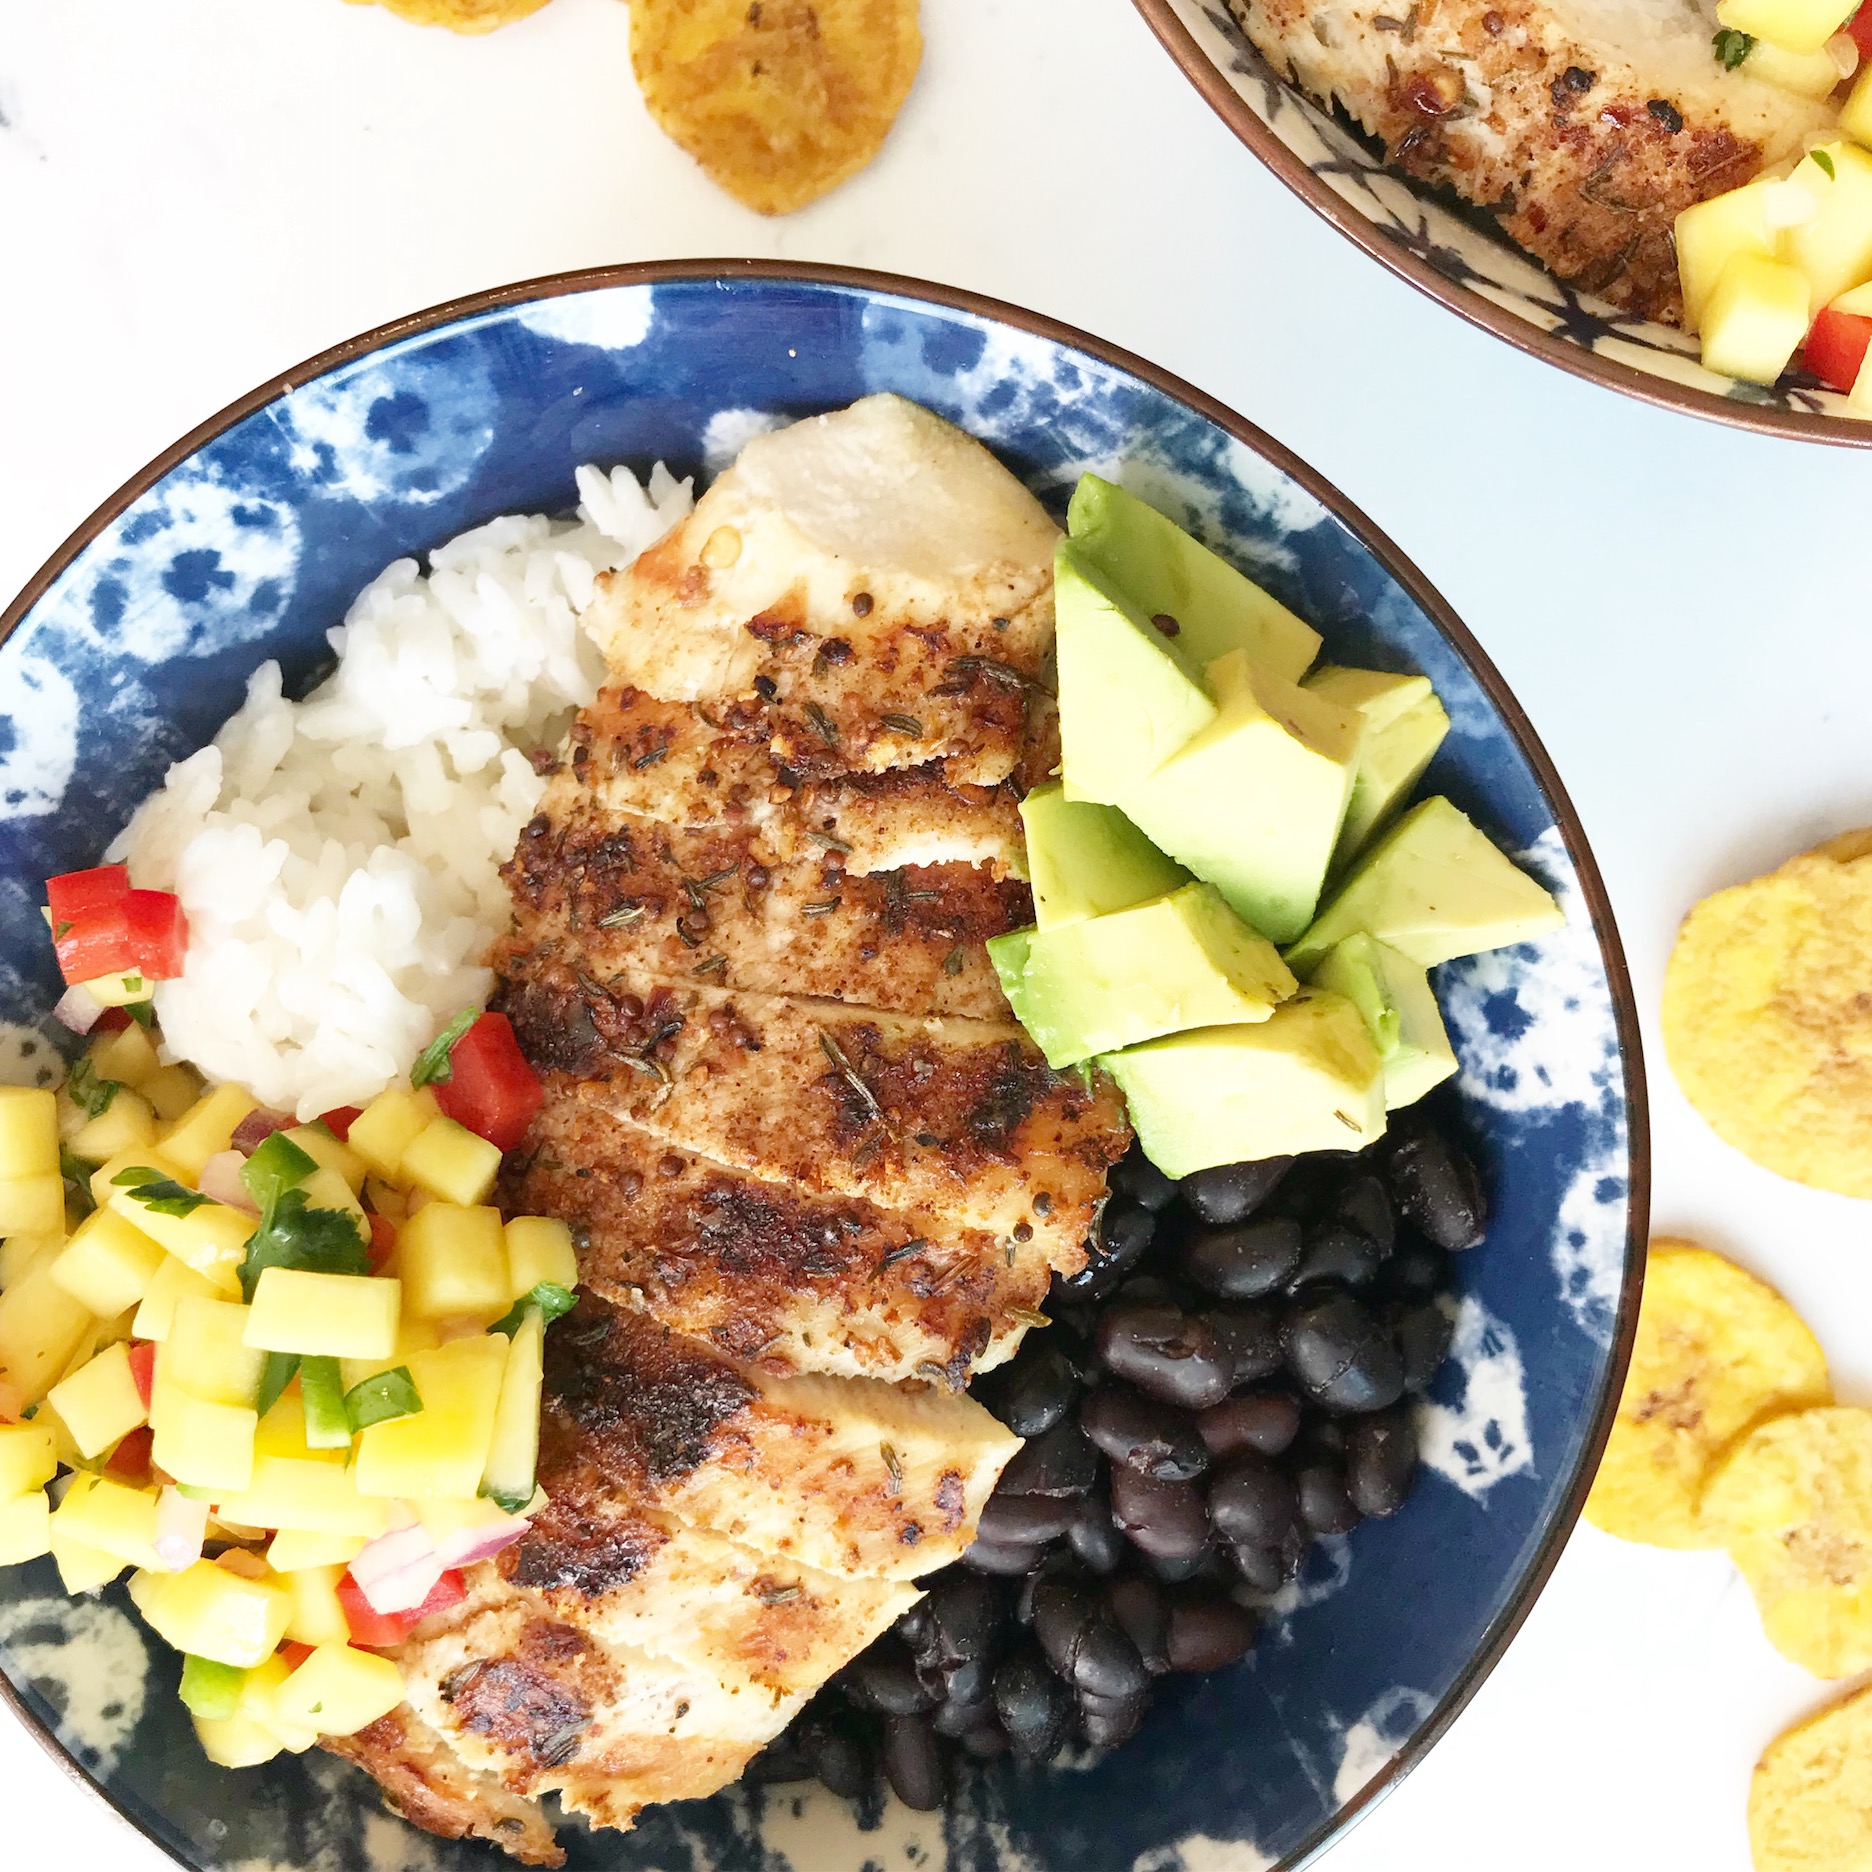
xmin=49 ymin=877 xmax=189 ymax=987
xmin=92 ymin=1007 xmax=133 ymax=1035
xmin=337 ymin=1568 xmax=467 ymax=1648
xmin=123 ymin=890 xmax=188 ymax=976
xmin=366 ymin=1212 xmax=397 ymax=1273
xmin=46 ymin=866 xmax=129 ymax=928
xmin=1805 ymin=305 xmax=1872 ymax=392
xmin=279 ymin=1641 xmax=315 ymax=1669
xmin=318 ymin=1106 xmax=362 ymax=1143
xmin=432 ymin=1012 xmax=543 ymax=1153
xmin=106 ymin=1426 xmax=153 ymax=1483
xmin=126 ymin=1340 xmax=156 ymax=1410
xmin=1850 ymin=4 xmax=1872 ymax=63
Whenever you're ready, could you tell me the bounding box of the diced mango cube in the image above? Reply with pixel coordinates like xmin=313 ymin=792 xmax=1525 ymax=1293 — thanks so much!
xmin=138 ymin=1557 xmax=291 ymax=1667
xmin=1841 ymin=59 xmax=1872 ymax=150
xmin=280 ymin=1564 xmax=352 ymax=1647
xmin=400 ymin=1118 xmax=501 ymax=1208
xmin=273 ymin=1643 xmax=406 ymax=1737
xmin=0 ymin=1087 xmax=59 ymax=1180
xmin=51 ymin=1472 xmax=160 ymax=1568
xmin=398 ymin=1203 xmax=508 ymax=1324
xmin=82 ymin=971 xmax=152 ymax=1008
xmin=0 ymin=1176 xmax=69 ymax=1238
xmin=69 ymin=1090 xmax=157 ymax=1165
xmin=160 ymin=1084 xmax=256 ymax=1181
xmin=1700 ymin=253 xmax=1811 ymax=383
xmin=140 ymin=1065 xmax=201 ymax=1124
xmin=0 ymin=1488 xmax=51 ymax=1565
xmin=50 ymin=1206 xmax=167 ymax=1317
xmin=345 ymin=1089 xmax=437 ymax=1182
xmin=0 ymin=1422 xmax=57 ymax=1498
xmin=107 ymin=1190 xmax=253 ymax=1291
xmin=266 ymin=1527 xmax=366 ymax=1573
xmin=0 ymin=1230 xmax=62 ymax=1290
xmin=164 ymin=1298 xmax=266 ymax=1407
xmin=354 ymin=1334 xmax=506 ymax=1499
xmin=244 ymin=1269 xmax=399 ymax=1362
xmin=1716 ymin=0 xmax=1855 ymax=55
xmin=87 ymin=1023 xmax=160 ymax=1090
xmin=1745 ymin=35 xmax=1846 ymax=96
xmin=1676 ymin=183 xmax=1778 ymax=332
xmin=151 ymin=1387 xmax=257 ymax=1493
xmin=51 ymin=1516 xmax=127 ymax=1593
xmin=190 ymin=1709 xmax=282 ymax=1768
xmin=284 ymin=1126 xmax=366 ymax=1195
xmin=504 ymin=1217 xmax=577 ymax=1299
xmin=214 ymin=1455 xmax=388 ymax=1538
xmin=339 ymin=1311 xmax=439 ymax=1396
xmin=1783 ymin=143 xmax=1872 ymax=307
xmin=0 ymin=1261 xmax=96 ymax=1404
xmin=236 ymin=1650 xmax=317 ymax=1752
xmin=47 ymin=1341 xmax=147 ymax=1459
xmin=131 ymin=1256 xmax=223 ymax=1341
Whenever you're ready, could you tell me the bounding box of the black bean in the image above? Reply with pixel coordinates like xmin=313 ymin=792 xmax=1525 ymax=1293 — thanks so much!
xmin=1110 ymin=1151 xmax=1177 ymax=1213
xmin=882 ymin=1714 xmax=944 ymax=1810
xmin=807 ymin=1719 xmax=872 ymax=1799
xmin=852 ymin=1634 xmax=936 ymax=1715
xmin=1109 ymin=1464 xmax=1211 ymax=1560
xmin=1066 ymin=1488 xmax=1126 ymax=1575
xmin=1197 ymin=1390 xmax=1302 ymax=1459
xmin=1296 ymin=1461 xmax=1363 ymax=1535
xmin=960 ymin=1722 xmax=1010 ymax=1759
xmin=996 ymin=1418 xmax=1101 ymax=1499
xmin=1097 ymin=1199 xmax=1157 ymax=1264
xmin=1180 ymin=1158 xmax=1292 ymax=1226
xmin=894 ymin=1601 xmax=934 ymax=1653
xmin=1378 ymin=1238 xmax=1448 ymax=1301
xmin=1097 ymin=1305 xmax=1233 ymax=1411
xmin=1031 ymin=1578 xmax=1149 ymax=1698
xmin=993 ymin=1647 xmax=1075 ymax=1760
xmin=1346 ymin=1404 xmax=1419 ymax=1518
xmin=1381 ymin=1112 xmax=1487 ymax=1250
xmin=1228 ymin=1541 xmax=1286 ymax=1593
xmin=1031 ymin=1577 xmax=1099 ymax=1676
xmin=1015 ymin=1551 xmax=1080 ymax=1628
xmin=1076 ymin=1615 xmax=1150 ymax=1700
xmin=932 ymin=1696 xmax=991 ymax=1737
xmin=1330 ymin=1173 xmax=1396 ymax=1254
xmin=926 ymin=1570 xmax=1005 ymax=1666
xmin=925 ymin=1654 xmax=992 ymax=1706
xmin=1114 ymin=1274 xmax=1187 ymax=1309
xmin=964 ymin=1536 xmax=1047 ymax=1576
xmin=977 ymin=1340 xmax=1080 ymax=1439
xmin=1394 ymin=1299 xmax=1455 ymax=1391
xmin=1201 ymin=1304 xmax=1283 ymax=1385
xmin=1281 ymin=1289 xmax=1406 ymax=1413
xmin=975 ymin=1492 xmax=1079 ymax=1545
xmin=1299 ymin=1415 xmax=1348 ymax=1457
xmin=1288 ymin=1224 xmax=1384 ymax=1291
xmin=1079 ymin=1686 xmax=1149 ymax=1748
xmin=1265 ymin=1155 xmax=1351 ymax=1224
xmin=1183 ymin=1218 xmax=1302 ymax=1299
xmin=1106 ymin=1574 xmax=1171 ymax=1675
xmin=1081 ymin=1384 xmax=1210 ymax=1481
xmin=745 ymin=1736 xmax=814 ymax=1782
xmin=1165 ymin=1593 xmax=1258 ymax=1672
xmin=1142 ymin=1550 xmax=1210 ymax=1585
xmin=1207 ymin=1452 xmax=1301 ymax=1548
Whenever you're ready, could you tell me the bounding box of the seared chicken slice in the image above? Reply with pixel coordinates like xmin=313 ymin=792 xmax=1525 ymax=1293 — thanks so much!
xmin=583 ymin=395 xmax=1059 ymax=784
xmin=500 ymin=804 xmax=1026 ymax=1020
xmin=497 ymin=961 xmax=1128 ymax=1253
xmin=325 ymin=1705 xmax=564 ymax=1867
xmin=506 ymin=1093 xmax=1053 ymax=1383
xmin=545 ymin=1298 xmax=1021 ymax=1580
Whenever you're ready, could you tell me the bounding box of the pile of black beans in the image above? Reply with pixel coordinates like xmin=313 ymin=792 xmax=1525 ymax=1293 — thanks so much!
xmin=746 ymin=1103 xmax=1486 ymax=1812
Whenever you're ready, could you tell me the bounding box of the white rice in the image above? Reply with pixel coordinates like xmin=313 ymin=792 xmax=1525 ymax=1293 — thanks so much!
xmin=111 ymin=463 xmax=694 ymax=1120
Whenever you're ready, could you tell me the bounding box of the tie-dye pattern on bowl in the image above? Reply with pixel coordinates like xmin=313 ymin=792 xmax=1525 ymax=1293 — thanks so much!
xmin=0 ymin=266 xmax=1646 ymax=1872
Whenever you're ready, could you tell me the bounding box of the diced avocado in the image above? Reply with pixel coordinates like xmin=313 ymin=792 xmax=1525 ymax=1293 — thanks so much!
xmin=1101 ymin=989 xmax=1386 ymax=1178
xmin=1055 ymin=541 xmax=1216 ymax=805
xmin=1018 ymin=782 xmax=1188 ymax=932
xmin=1066 ymin=475 xmax=1321 ymax=681
xmin=988 ymin=882 xmax=1296 ymax=1068
xmin=1119 ymin=649 xmax=1362 ymax=945
xmin=1308 ymin=932 xmax=1458 ymax=1110
xmin=1284 ymin=796 xmax=1565 ymax=974
xmin=1303 ymin=666 xmax=1451 ymax=869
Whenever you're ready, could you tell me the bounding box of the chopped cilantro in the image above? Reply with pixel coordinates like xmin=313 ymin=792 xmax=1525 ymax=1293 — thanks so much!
xmin=239 ymin=1188 xmax=370 ymax=1301
xmin=65 ymin=1055 xmax=121 ymax=1120
xmin=111 ymin=1166 xmax=210 ymax=1217
xmin=344 ymin=1365 xmax=422 ymax=1433
xmin=1712 ymin=26 xmax=1754 ymax=67
xmin=124 ymin=1001 xmax=154 ymax=1029
xmin=491 ymin=1281 xmax=579 ymax=1337
xmin=1813 ymin=147 xmax=1837 ymax=179
xmin=59 ymin=1145 xmax=97 ymax=1219
xmin=409 ymin=1009 xmax=477 ymax=1089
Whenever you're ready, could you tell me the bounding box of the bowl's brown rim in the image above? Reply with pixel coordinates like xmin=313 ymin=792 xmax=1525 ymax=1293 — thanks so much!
xmin=1132 ymin=0 xmax=1872 ymax=450
xmin=0 ymin=257 xmax=1651 ymax=1872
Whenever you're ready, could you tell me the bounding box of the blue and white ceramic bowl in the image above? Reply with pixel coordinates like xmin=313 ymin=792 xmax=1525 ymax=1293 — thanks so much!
xmin=0 ymin=264 xmax=1647 ymax=1872
xmin=1136 ymin=0 xmax=1872 ymax=446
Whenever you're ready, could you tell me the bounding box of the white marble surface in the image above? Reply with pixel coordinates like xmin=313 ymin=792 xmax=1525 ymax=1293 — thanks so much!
xmin=2 ymin=2 xmax=1870 ymax=1868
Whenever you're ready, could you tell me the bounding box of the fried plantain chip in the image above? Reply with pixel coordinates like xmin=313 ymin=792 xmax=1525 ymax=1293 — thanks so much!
xmin=1704 ymin=1407 xmax=1872 ymax=1678
xmin=1752 ymin=1682 xmax=1872 ymax=1872
xmin=1584 ymin=1239 xmax=1830 ymax=1550
xmin=1663 ymin=832 xmax=1872 ymax=1198
xmin=631 ymin=0 xmax=923 ymax=215
xmin=346 ymin=0 xmax=549 ymax=33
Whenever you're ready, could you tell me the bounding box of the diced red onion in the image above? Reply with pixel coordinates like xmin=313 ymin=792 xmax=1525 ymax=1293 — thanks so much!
xmin=232 ymin=1109 xmax=294 ymax=1154
xmin=431 ymin=1514 xmax=531 ymax=1571
xmin=349 ymin=1522 xmax=446 ymax=1615
xmin=52 ymin=983 xmax=106 ymax=1035
xmin=197 ymin=1151 xmax=259 ymax=1213
xmin=153 ymin=1487 xmax=208 ymax=1571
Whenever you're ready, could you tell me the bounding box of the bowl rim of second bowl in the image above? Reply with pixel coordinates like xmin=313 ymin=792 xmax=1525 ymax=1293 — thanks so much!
xmin=1131 ymin=0 xmax=1872 ymax=450
xmin=0 ymin=256 xmax=1652 ymax=1872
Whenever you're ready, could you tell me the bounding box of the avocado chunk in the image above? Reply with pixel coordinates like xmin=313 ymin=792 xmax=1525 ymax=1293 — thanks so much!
xmin=1067 ymin=475 xmax=1322 ymax=682
xmin=1018 ymin=782 xmax=1188 ymax=932
xmin=1309 ymin=932 xmax=1459 ymax=1110
xmin=1101 ymin=988 xmax=1386 ymax=1177
xmin=1284 ymin=795 xmax=1566 ymax=975
xmin=1055 ymin=539 xmax=1216 ymax=806
xmin=1118 ymin=649 xmax=1363 ymax=946
xmin=988 ymin=882 xmax=1296 ymax=1068
xmin=1303 ymin=667 xmax=1452 ymax=869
